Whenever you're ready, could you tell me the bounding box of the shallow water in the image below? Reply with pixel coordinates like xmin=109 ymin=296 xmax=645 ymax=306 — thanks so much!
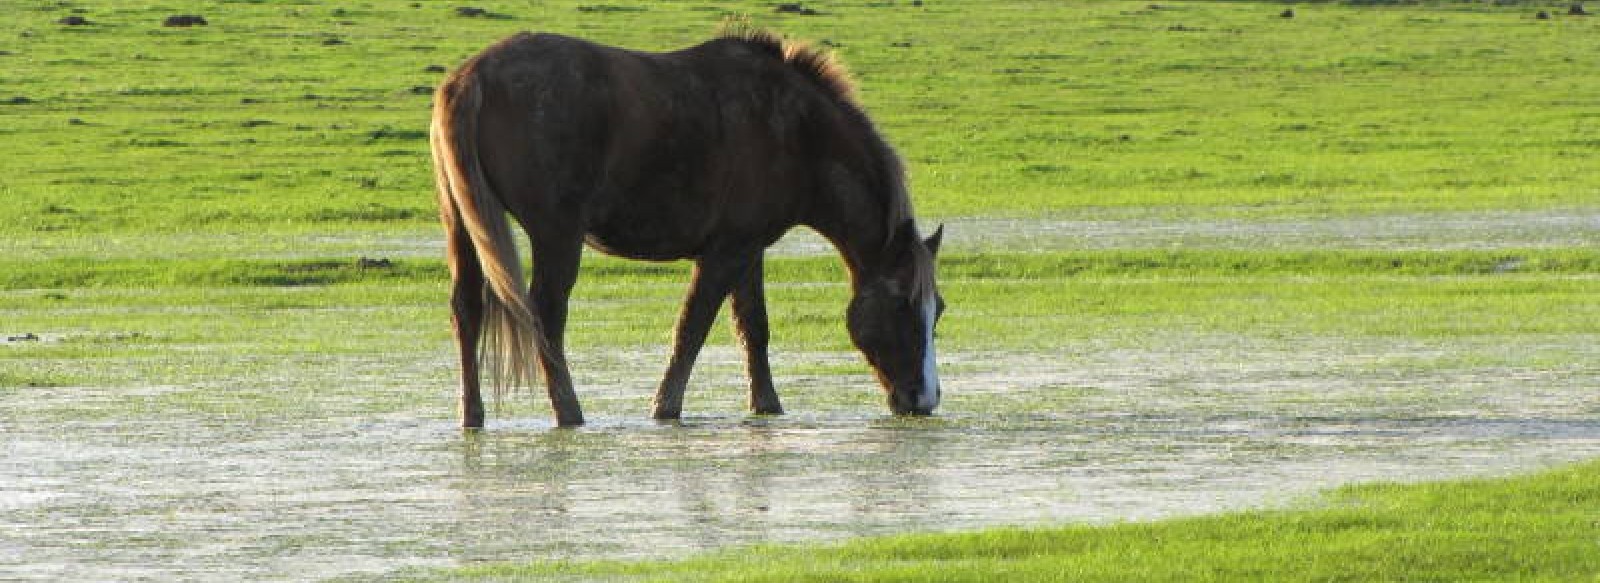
xmin=5 ymin=208 xmax=1597 ymax=581
xmin=8 ymin=209 xmax=1597 ymax=261
xmin=931 ymin=209 xmax=1600 ymax=253
xmin=4 ymin=335 xmax=1598 ymax=582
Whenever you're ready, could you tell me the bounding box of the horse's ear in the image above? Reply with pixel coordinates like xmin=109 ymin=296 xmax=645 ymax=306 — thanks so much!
xmin=924 ymin=223 xmax=944 ymax=257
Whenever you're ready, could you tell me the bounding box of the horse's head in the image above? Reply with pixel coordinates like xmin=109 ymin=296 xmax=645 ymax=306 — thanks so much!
xmin=847 ymin=222 xmax=945 ymax=416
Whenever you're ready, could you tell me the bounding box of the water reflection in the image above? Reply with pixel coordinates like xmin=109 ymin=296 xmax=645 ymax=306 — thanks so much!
xmin=4 ymin=402 xmax=1599 ymax=581
xmin=442 ymin=417 xmax=962 ymax=559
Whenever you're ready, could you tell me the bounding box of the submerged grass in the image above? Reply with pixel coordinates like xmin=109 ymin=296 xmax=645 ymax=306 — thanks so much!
xmin=6 ymin=250 xmax=1596 ymax=421
xmin=6 ymin=249 xmax=1598 ymax=354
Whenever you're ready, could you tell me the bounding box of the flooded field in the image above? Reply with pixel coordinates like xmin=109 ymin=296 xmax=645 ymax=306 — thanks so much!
xmin=4 ymin=207 xmax=1598 ymax=581
xmin=7 ymin=209 xmax=1597 ymax=261
xmin=4 ymin=332 xmax=1598 ymax=581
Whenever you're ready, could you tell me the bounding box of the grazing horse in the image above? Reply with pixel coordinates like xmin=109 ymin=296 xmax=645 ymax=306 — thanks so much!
xmin=430 ymin=28 xmax=944 ymax=428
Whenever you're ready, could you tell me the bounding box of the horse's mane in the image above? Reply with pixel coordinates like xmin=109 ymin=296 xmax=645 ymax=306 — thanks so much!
xmin=717 ymin=24 xmax=918 ymax=258
xmin=717 ymin=23 xmax=857 ymax=105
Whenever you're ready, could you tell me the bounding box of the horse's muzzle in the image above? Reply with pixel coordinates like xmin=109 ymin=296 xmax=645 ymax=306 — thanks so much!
xmin=888 ymin=388 xmax=939 ymax=417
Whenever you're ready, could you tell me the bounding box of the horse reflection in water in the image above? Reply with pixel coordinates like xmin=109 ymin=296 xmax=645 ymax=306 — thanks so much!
xmin=430 ymin=27 xmax=945 ymax=428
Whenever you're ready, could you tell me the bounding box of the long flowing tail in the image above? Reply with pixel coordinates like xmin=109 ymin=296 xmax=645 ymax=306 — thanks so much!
xmin=430 ymin=71 xmax=547 ymax=401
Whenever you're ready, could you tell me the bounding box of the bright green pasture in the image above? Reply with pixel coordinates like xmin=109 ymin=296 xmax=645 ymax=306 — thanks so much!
xmin=433 ymin=459 xmax=1600 ymax=582
xmin=3 ymin=0 xmax=1598 ymax=237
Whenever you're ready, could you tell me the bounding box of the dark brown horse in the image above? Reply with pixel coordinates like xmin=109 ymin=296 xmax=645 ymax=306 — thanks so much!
xmin=431 ymin=28 xmax=944 ymax=428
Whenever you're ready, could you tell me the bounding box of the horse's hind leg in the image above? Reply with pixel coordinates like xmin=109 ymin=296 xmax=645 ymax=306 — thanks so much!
xmin=443 ymin=201 xmax=487 ymax=428
xmin=731 ymin=255 xmax=783 ymax=415
xmin=451 ymin=276 xmax=487 ymax=428
xmin=529 ymin=229 xmax=585 ymax=427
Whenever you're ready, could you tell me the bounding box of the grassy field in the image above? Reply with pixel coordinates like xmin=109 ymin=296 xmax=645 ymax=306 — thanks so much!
xmin=5 ymin=0 xmax=1599 ymax=240
xmin=3 ymin=0 xmax=1599 ymax=580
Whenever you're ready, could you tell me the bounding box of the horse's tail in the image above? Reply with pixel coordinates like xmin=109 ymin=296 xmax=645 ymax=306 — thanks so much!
xmin=430 ymin=70 xmax=547 ymax=401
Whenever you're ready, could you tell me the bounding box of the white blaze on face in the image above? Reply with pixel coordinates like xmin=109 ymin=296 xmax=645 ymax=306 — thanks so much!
xmin=918 ymin=294 xmax=940 ymax=411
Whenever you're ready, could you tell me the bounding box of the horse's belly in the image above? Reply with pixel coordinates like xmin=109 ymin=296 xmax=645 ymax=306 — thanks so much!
xmin=584 ymin=210 xmax=788 ymax=262
xmin=583 ymin=220 xmax=702 ymax=261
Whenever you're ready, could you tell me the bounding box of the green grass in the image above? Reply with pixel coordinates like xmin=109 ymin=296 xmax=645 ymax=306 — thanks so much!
xmin=4 ymin=0 xmax=1599 ymax=235
xmin=418 ymin=459 xmax=1600 ymax=582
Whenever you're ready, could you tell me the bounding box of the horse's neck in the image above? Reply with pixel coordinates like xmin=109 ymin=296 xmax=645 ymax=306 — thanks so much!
xmin=800 ymin=131 xmax=910 ymax=288
xmin=807 ymin=190 xmax=895 ymax=290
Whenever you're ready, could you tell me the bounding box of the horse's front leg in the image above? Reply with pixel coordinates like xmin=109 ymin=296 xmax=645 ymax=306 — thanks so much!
xmin=731 ymin=255 xmax=782 ymax=415
xmin=531 ymin=232 xmax=585 ymax=427
xmin=652 ymin=252 xmax=758 ymax=420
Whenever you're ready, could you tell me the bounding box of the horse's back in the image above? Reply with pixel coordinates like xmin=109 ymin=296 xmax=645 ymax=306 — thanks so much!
xmin=446 ymin=32 xmax=850 ymax=259
xmin=460 ymin=32 xmax=632 ymax=110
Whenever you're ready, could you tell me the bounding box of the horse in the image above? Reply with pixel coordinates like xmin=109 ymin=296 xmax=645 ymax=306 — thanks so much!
xmin=430 ymin=27 xmax=945 ymax=428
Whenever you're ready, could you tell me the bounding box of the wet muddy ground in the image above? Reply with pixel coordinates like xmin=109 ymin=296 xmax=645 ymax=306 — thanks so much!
xmin=4 ymin=333 xmax=1598 ymax=581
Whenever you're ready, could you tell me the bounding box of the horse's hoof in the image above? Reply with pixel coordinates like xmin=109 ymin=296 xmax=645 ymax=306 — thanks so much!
xmin=554 ymin=415 xmax=586 ymax=428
